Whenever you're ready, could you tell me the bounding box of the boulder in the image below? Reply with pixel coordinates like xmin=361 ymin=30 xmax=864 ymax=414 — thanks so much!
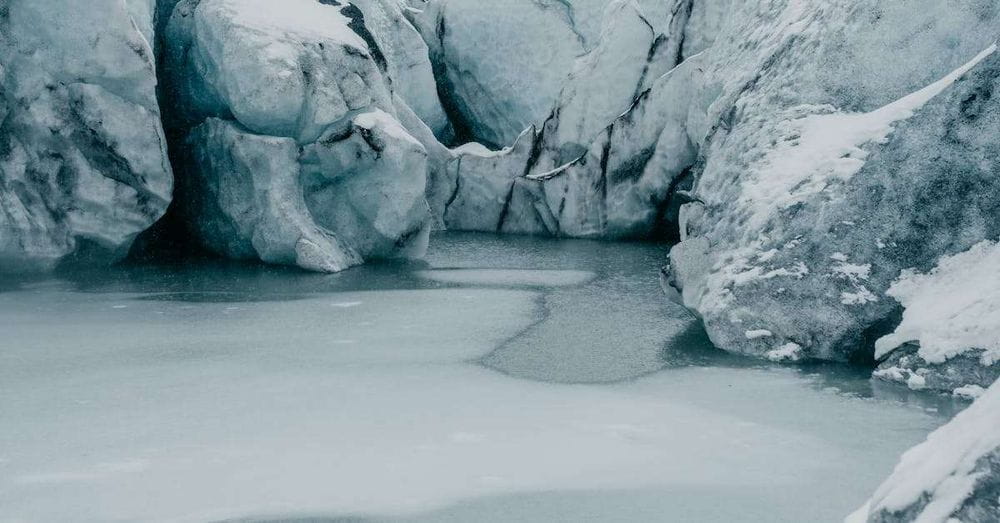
xmin=667 ymin=1 xmax=1000 ymax=364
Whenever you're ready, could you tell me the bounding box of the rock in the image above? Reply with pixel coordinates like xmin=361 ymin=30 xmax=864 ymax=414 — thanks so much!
xmin=0 ymin=0 xmax=172 ymax=272
xmin=180 ymin=118 xmax=360 ymax=273
xmin=679 ymin=0 xmax=730 ymax=60
xmin=406 ymin=0 xmax=726 ymax=151
xmin=163 ymin=0 xmax=394 ymax=142
xmin=161 ymin=0 xmax=432 ymax=272
xmin=850 ymin=379 xmax=1000 ymax=523
xmin=667 ymin=1 xmax=1000 ymax=364
xmin=526 ymin=0 xmax=664 ymax=176
xmin=300 ymin=110 xmax=431 ymax=261
xmin=442 ymin=128 xmax=538 ymax=233
xmin=872 ymin=241 xmax=1000 ymax=394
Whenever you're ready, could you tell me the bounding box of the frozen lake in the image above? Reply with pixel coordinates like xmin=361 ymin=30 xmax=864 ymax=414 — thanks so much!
xmin=0 ymin=233 xmax=959 ymax=522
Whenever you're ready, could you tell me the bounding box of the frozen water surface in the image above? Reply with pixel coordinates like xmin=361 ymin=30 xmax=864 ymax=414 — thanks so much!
xmin=0 ymin=233 xmax=959 ymax=522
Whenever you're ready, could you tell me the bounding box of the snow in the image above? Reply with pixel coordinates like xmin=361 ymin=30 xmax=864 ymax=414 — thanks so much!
xmin=215 ymin=0 xmax=367 ymax=49
xmin=738 ymin=42 xmax=998 ymax=231
xmin=856 ymin=379 xmax=1000 ymax=523
xmin=766 ymin=343 xmax=803 ymax=362
xmin=875 ymin=240 xmax=1000 ymax=365
xmin=953 ymin=385 xmax=986 ymax=401
xmin=745 ymin=330 xmax=774 ymax=340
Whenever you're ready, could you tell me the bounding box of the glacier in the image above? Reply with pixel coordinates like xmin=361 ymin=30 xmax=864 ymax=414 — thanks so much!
xmin=2 ymin=0 xmax=1000 ymax=520
xmin=158 ymin=0 xmax=436 ymax=272
xmin=0 ymin=0 xmax=172 ymax=272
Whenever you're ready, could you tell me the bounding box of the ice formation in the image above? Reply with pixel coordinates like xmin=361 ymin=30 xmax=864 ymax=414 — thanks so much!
xmin=0 ymin=0 xmax=173 ymax=271
xmin=160 ymin=0 xmax=435 ymax=271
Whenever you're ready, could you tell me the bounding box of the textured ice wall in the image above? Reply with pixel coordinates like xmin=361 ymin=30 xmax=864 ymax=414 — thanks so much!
xmin=668 ymin=1 xmax=1000 ymax=369
xmin=159 ymin=0 xmax=436 ymax=272
xmin=0 ymin=0 xmax=173 ymax=272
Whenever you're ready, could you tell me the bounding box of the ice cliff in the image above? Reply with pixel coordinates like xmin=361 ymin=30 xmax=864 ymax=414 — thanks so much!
xmin=0 ymin=0 xmax=172 ymax=271
xmin=158 ymin=0 xmax=437 ymax=271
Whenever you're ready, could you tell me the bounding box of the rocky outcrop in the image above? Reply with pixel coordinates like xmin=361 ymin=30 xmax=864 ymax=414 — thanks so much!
xmin=666 ymin=1 xmax=1000 ymax=365
xmin=0 ymin=0 xmax=173 ymax=272
xmin=850 ymin=379 xmax=1000 ymax=523
xmin=160 ymin=0 xmax=434 ymax=272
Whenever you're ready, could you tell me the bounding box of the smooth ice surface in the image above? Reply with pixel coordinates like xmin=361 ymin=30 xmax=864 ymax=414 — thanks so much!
xmin=0 ymin=233 xmax=957 ymax=522
xmin=416 ymin=269 xmax=596 ymax=287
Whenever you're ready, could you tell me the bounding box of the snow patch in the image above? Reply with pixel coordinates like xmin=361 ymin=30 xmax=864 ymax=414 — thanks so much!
xmin=953 ymin=385 xmax=986 ymax=400
xmin=738 ymin=42 xmax=998 ymax=230
xmin=416 ymin=269 xmax=597 ymax=288
xmin=875 ymin=240 xmax=1000 ymax=365
xmin=766 ymin=343 xmax=803 ymax=362
xmin=745 ymin=330 xmax=774 ymax=340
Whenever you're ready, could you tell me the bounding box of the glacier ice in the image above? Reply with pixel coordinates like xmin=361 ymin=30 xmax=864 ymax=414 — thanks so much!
xmin=0 ymin=0 xmax=172 ymax=272
xmin=406 ymin=0 xmax=609 ymax=147
xmin=422 ymin=0 xmax=723 ymax=239
xmin=160 ymin=0 xmax=434 ymax=272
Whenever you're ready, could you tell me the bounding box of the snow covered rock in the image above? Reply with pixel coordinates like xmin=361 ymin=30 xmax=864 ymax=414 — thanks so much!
xmin=0 ymin=0 xmax=172 ymax=272
xmin=161 ymin=0 xmax=432 ymax=272
xmin=873 ymin=241 xmax=1000 ymax=395
xmin=849 ymin=379 xmax=1000 ymax=523
xmin=667 ymin=1 xmax=1000 ymax=364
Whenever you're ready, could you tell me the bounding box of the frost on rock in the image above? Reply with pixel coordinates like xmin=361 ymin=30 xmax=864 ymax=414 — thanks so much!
xmin=161 ymin=0 xmax=432 ymax=272
xmin=873 ymin=241 xmax=1000 ymax=394
xmin=667 ymin=0 xmax=1000 ymax=365
xmin=0 ymin=0 xmax=173 ymax=272
xmin=851 ymin=380 xmax=1000 ymax=523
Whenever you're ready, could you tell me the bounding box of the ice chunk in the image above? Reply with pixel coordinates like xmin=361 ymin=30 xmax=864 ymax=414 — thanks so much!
xmin=0 ymin=0 xmax=172 ymax=272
